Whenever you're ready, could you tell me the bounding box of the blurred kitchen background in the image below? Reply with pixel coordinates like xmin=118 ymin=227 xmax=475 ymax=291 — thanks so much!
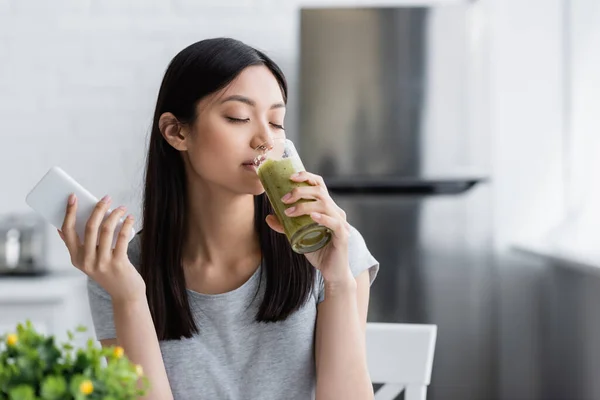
xmin=0 ymin=0 xmax=598 ymax=399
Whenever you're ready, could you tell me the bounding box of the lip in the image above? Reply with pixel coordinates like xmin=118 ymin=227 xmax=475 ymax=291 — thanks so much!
xmin=242 ymin=155 xmax=265 ymax=167
xmin=242 ymin=161 xmax=257 ymax=171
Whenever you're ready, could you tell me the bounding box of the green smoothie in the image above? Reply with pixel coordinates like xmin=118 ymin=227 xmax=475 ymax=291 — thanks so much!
xmin=257 ymin=158 xmax=331 ymax=254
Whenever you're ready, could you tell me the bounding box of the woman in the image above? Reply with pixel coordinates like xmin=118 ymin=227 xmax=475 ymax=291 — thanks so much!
xmin=58 ymin=38 xmax=379 ymax=400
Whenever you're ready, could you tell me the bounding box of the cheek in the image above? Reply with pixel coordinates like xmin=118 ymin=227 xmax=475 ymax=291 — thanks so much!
xmin=186 ymin=130 xmax=243 ymax=180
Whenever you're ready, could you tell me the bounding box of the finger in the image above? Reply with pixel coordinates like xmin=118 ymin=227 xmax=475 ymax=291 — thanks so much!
xmin=57 ymin=229 xmax=65 ymax=242
xmin=84 ymin=195 xmax=112 ymax=258
xmin=289 ymin=171 xmax=326 ymax=188
xmin=265 ymin=214 xmax=285 ymax=234
xmin=285 ymin=200 xmax=344 ymax=225
xmin=283 ymin=184 xmax=347 ymax=222
xmin=281 ymin=185 xmax=324 ymax=204
xmin=61 ymin=193 xmax=81 ymax=251
xmin=284 ymin=199 xmax=325 ymax=218
xmin=97 ymin=206 xmax=127 ymax=259
xmin=338 ymin=207 xmax=348 ymax=222
xmin=310 ymin=212 xmax=349 ymax=240
xmin=114 ymin=214 xmax=135 ymax=257
xmin=328 ymin=203 xmax=349 ymax=223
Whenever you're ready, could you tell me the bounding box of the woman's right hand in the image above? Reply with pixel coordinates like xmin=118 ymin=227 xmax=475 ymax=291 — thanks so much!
xmin=57 ymin=194 xmax=146 ymax=304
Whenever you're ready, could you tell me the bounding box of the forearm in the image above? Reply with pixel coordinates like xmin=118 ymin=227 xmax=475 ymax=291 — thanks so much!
xmin=315 ymin=277 xmax=373 ymax=400
xmin=113 ymin=299 xmax=174 ymax=400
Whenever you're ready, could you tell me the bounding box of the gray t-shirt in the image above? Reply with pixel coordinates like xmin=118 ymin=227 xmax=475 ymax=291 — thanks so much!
xmin=87 ymin=226 xmax=379 ymax=400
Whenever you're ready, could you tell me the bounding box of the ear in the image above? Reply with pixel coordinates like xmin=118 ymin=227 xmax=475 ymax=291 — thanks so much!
xmin=159 ymin=112 xmax=188 ymax=151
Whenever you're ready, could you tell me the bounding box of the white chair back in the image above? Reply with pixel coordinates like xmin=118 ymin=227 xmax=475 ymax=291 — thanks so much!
xmin=366 ymin=323 xmax=437 ymax=400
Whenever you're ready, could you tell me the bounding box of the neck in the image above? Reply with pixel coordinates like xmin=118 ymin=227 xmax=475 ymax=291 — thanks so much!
xmin=182 ymin=179 xmax=260 ymax=269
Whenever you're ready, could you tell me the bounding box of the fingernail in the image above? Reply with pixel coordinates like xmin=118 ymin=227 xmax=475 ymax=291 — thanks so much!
xmin=101 ymin=195 xmax=111 ymax=204
xmin=117 ymin=206 xmax=127 ymax=212
xmin=311 ymin=212 xmax=321 ymax=220
xmin=281 ymin=193 xmax=292 ymax=202
xmin=68 ymin=194 xmax=76 ymax=205
xmin=285 ymin=206 xmax=296 ymax=215
xmin=290 ymin=172 xmax=299 ymax=179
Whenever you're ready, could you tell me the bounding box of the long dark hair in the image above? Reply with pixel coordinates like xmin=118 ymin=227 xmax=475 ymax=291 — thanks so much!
xmin=141 ymin=38 xmax=314 ymax=340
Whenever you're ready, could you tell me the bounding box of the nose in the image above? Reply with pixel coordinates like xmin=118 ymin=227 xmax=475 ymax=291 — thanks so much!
xmin=251 ymin=124 xmax=274 ymax=152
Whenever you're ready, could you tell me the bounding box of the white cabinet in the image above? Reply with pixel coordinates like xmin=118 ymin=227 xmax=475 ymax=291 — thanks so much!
xmin=0 ymin=303 xmax=56 ymax=336
xmin=0 ymin=271 xmax=96 ymax=348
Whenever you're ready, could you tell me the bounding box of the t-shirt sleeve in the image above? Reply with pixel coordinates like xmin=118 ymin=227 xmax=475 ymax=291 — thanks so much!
xmin=316 ymin=225 xmax=380 ymax=304
xmin=87 ymin=277 xmax=116 ymax=341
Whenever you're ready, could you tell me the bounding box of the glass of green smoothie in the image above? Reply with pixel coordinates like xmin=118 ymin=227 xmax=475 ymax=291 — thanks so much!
xmin=254 ymin=138 xmax=332 ymax=254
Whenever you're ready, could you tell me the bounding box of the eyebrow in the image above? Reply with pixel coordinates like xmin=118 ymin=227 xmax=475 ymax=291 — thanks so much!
xmin=220 ymin=95 xmax=285 ymax=110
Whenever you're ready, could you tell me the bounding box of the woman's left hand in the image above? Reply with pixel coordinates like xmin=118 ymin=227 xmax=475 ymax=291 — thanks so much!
xmin=265 ymin=171 xmax=353 ymax=284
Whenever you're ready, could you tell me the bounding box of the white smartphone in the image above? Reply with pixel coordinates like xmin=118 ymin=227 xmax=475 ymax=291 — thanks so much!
xmin=25 ymin=166 xmax=136 ymax=249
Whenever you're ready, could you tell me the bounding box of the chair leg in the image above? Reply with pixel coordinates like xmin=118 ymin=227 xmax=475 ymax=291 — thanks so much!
xmin=405 ymin=385 xmax=427 ymax=400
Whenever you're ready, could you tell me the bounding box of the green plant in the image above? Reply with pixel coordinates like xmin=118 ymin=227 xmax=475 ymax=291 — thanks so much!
xmin=0 ymin=321 xmax=148 ymax=400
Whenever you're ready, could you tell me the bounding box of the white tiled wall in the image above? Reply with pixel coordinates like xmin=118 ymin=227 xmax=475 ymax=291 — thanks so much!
xmin=0 ymin=0 xmax=299 ymax=269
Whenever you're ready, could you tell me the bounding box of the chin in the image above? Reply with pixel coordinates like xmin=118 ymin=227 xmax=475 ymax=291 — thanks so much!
xmin=232 ymin=179 xmax=266 ymax=196
xmin=248 ymin=184 xmax=266 ymax=196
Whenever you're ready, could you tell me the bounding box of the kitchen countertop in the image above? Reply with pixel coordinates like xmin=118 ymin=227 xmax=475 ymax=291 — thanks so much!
xmin=513 ymin=239 xmax=600 ymax=275
xmin=0 ymin=270 xmax=87 ymax=302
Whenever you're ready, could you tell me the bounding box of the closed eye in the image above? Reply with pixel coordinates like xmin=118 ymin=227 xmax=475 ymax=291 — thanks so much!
xmin=226 ymin=117 xmax=249 ymax=123
xmin=226 ymin=117 xmax=284 ymax=131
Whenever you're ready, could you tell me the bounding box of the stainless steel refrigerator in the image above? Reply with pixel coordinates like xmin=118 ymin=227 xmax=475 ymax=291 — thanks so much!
xmin=298 ymin=6 xmax=496 ymax=400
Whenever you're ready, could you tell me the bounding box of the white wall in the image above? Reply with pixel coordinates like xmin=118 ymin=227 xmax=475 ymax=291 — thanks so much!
xmin=487 ymin=0 xmax=566 ymax=252
xmin=490 ymin=0 xmax=600 ymax=264
xmin=549 ymin=0 xmax=600 ymax=263
xmin=0 ymin=0 xmax=571 ymax=268
xmin=568 ymin=0 xmax=600 ymax=211
xmin=0 ymin=0 xmax=300 ymax=270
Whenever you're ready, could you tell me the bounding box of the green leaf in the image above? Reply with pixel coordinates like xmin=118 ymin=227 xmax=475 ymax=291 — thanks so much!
xmin=40 ymin=375 xmax=67 ymax=400
xmin=69 ymin=374 xmax=86 ymax=398
xmin=8 ymin=385 xmax=35 ymax=400
xmin=1 ymin=321 xmax=148 ymax=400
xmin=72 ymin=352 xmax=90 ymax=375
xmin=61 ymin=344 xmax=74 ymax=351
xmin=14 ymin=357 xmax=38 ymax=385
xmin=75 ymin=326 xmax=87 ymax=333
xmin=37 ymin=339 xmax=61 ymax=373
xmin=66 ymin=331 xmax=74 ymax=342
